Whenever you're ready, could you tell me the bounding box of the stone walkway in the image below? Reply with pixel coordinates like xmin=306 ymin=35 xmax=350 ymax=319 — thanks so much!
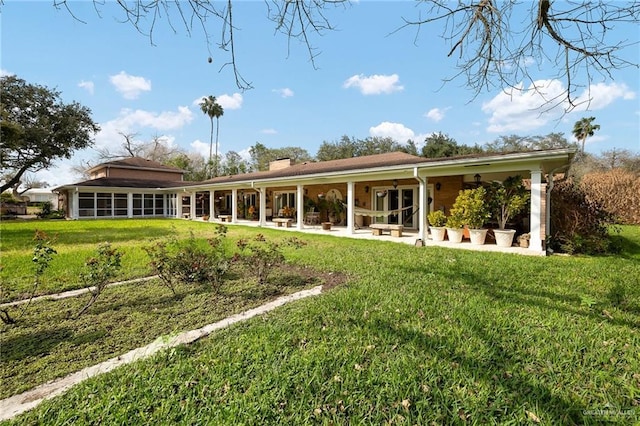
xmin=0 ymin=286 xmax=323 ymax=421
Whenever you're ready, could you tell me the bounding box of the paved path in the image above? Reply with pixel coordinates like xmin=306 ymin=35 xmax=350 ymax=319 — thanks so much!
xmin=0 ymin=286 xmax=323 ymax=421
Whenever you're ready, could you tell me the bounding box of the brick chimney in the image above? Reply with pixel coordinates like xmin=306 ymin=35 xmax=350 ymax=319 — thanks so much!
xmin=269 ymin=158 xmax=293 ymax=171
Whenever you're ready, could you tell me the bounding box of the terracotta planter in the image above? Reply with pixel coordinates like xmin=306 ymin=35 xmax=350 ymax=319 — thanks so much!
xmin=494 ymin=229 xmax=516 ymax=247
xmin=469 ymin=228 xmax=488 ymax=245
xmin=446 ymin=228 xmax=464 ymax=243
xmin=429 ymin=226 xmax=447 ymax=242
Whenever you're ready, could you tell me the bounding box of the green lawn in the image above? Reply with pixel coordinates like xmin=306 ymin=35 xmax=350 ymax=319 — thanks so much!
xmin=1 ymin=220 xmax=639 ymax=425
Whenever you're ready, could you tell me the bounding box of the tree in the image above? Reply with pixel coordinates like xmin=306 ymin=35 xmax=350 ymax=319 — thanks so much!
xmin=199 ymin=95 xmax=224 ymax=178
xmin=221 ymin=150 xmax=249 ymax=175
xmin=248 ymin=142 xmax=312 ymax=171
xmin=316 ymin=135 xmax=406 ymax=161
xmin=1 ymin=75 xmax=99 ymax=193
xmin=572 ymin=117 xmax=600 ymax=154
xmin=485 ymin=133 xmax=574 ymax=153
xmin=57 ymin=1 xmax=638 ymax=105
xmin=421 ymin=132 xmax=482 ymax=158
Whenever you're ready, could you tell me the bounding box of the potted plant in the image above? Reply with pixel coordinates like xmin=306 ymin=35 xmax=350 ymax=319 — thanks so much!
xmin=427 ymin=210 xmax=447 ymax=241
xmin=451 ymin=187 xmax=490 ymax=245
xmin=445 ymin=209 xmax=465 ymax=243
xmin=487 ymin=176 xmax=530 ymax=247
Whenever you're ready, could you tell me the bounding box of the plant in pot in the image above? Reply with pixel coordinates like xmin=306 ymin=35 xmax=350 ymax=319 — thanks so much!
xmin=427 ymin=210 xmax=447 ymax=242
xmin=452 ymin=187 xmax=490 ymax=245
xmin=445 ymin=209 xmax=465 ymax=243
xmin=487 ymin=176 xmax=530 ymax=247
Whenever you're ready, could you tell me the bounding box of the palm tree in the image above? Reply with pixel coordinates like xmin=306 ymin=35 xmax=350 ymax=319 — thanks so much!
xmin=572 ymin=117 xmax=600 ymax=154
xmin=199 ymin=95 xmax=224 ymax=178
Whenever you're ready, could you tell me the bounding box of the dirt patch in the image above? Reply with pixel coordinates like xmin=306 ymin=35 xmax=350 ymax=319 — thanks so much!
xmin=278 ymin=263 xmax=350 ymax=292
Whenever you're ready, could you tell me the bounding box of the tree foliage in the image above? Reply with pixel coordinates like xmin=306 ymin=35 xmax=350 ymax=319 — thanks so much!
xmin=0 ymin=75 xmax=99 ymax=193
xmin=249 ymin=142 xmax=312 ymax=171
xmin=316 ymin=135 xmax=406 ymax=161
xmin=572 ymin=117 xmax=600 ymax=154
xmin=199 ymin=95 xmax=224 ymax=178
xmin=485 ymin=133 xmax=575 ymax=153
xmin=421 ymin=132 xmax=482 ymax=158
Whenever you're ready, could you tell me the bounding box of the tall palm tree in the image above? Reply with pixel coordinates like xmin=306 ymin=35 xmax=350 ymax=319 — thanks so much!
xmin=572 ymin=117 xmax=600 ymax=154
xmin=199 ymin=95 xmax=224 ymax=178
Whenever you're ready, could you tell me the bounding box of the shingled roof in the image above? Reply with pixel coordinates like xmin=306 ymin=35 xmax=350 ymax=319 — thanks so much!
xmin=58 ymin=177 xmax=193 ymax=190
xmin=197 ymin=152 xmax=425 ymax=185
xmin=87 ymin=157 xmax=184 ymax=173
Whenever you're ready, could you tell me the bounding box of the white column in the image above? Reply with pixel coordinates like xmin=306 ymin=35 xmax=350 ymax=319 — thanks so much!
xmin=529 ymin=170 xmax=544 ymax=253
xmin=176 ymin=193 xmax=183 ymax=218
xmin=296 ymin=184 xmax=304 ymax=230
xmin=209 ymin=190 xmax=214 ymax=221
xmin=419 ymin=177 xmax=428 ymax=242
xmin=127 ymin=192 xmax=133 ymax=218
xmin=346 ymin=181 xmax=355 ymax=234
xmin=189 ymin=193 xmax=196 ymax=219
xmin=231 ymin=189 xmax=238 ymax=223
xmin=71 ymin=190 xmax=79 ymax=219
xmin=259 ymin=188 xmax=266 ymax=227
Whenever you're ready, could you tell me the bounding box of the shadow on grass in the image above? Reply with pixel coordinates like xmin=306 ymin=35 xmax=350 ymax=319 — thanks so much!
xmin=365 ymin=316 xmax=586 ymax=423
xmin=608 ymin=234 xmax=640 ymax=260
xmin=1 ymin=327 xmax=73 ymax=361
xmin=401 ymin=262 xmax=640 ymax=330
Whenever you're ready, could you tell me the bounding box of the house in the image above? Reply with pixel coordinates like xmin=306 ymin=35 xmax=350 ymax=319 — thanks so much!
xmin=54 ymin=149 xmax=577 ymax=254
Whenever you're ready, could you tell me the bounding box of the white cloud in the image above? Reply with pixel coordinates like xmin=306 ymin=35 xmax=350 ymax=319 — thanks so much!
xmin=273 ymin=88 xmax=294 ymax=98
xmin=482 ymin=79 xmax=566 ymax=133
xmin=573 ymin=82 xmax=636 ymax=111
xmin=109 ymin=71 xmax=151 ymax=100
xmin=261 ymin=128 xmax=278 ymax=134
xmin=343 ymin=74 xmax=403 ymax=95
xmin=95 ymin=107 xmax=194 ymax=149
xmin=78 ymin=80 xmax=94 ymax=95
xmin=218 ymin=93 xmax=243 ymax=110
xmin=425 ymin=107 xmax=449 ymax=122
xmin=190 ymin=139 xmax=210 ymax=158
xmin=482 ymin=79 xmax=637 ymax=134
xmin=369 ymin=121 xmax=415 ymax=142
xmin=1 ymin=69 xmax=14 ymax=77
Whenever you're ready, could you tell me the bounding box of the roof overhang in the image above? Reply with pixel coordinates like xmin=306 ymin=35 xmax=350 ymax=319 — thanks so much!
xmin=173 ymin=149 xmax=576 ymax=191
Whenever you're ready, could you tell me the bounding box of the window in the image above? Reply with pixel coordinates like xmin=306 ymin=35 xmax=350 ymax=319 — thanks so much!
xmin=78 ymin=192 xmax=95 ymax=217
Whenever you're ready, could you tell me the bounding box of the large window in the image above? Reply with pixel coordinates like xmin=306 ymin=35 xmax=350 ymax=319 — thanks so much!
xmin=274 ymin=191 xmax=296 ymax=216
xmin=78 ymin=192 xmax=95 ymax=217
xmin=132 ymin=193 xmax=165 ymax=216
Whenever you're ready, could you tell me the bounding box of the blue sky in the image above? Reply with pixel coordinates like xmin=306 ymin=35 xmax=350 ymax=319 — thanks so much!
xmin=2 ymin=1 xmax=639 ymax=187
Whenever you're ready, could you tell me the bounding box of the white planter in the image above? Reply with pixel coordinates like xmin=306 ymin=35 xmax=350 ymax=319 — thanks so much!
xmin=430 ymin=226 xmax=447 ymax=242
xmin=494 ymin=229 xmax=516 ymax=247
xmin=469 ymin=228 xmax=488 ymax=245
xmin=446 ymin=228 xmax=464 ymax=243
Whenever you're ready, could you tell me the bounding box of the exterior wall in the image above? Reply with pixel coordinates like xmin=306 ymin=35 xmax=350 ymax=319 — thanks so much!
xmin=430 ymin=176 xmax=464 ymax=214
xmin=90 ymin=167 xmax=183 ymax=181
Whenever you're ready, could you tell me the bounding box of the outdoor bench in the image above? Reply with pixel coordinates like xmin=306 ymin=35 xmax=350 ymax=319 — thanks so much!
xmin=369 ymin=223 xmax=404 ymax=237
xmin=218 ymin=215 xmax=233 ymax=222
xmin=273 ymin=218 xmax=294 ymax=228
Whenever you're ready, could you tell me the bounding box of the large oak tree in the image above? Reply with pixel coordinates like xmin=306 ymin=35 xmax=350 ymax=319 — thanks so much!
xmin=1 ymin=76 xmax=99 ymax=193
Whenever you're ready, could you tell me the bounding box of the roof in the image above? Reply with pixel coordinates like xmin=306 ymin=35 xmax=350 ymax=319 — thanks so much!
xmin=87 ymin=157 xmax=184 ymax=174
xmin=198 ymin=152 xmax=426 ymax=185
xmin=54 ymin=177 xmax=193 ymax=191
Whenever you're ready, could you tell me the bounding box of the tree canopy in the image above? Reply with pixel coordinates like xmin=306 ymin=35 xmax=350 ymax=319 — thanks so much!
xmin=0 ymin=75 xmax=99 ymax=193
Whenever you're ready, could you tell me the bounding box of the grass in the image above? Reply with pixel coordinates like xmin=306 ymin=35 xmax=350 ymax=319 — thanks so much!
xmin=1 ymin=220 xmax=639 ymax=424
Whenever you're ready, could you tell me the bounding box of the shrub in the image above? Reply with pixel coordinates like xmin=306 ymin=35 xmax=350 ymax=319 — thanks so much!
xmin=144 ymin=225 xmax=230 ymax=294
xmin=450 ymin=187 xmax=490 ymax=229
xmin=77 ymin=242 xmax=122 ymax=316
xmin=580 ymin=168 xmax=640 ymax=224
xmin=548 ymin=179 xmax=617 ymax=254
xmin=427 ymin=210 xmax=447 ymax=227
xmin=486 ymin=176 xmax=530 ymax=229
xmin=235 ymin=234 xmax=306 ymax=286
